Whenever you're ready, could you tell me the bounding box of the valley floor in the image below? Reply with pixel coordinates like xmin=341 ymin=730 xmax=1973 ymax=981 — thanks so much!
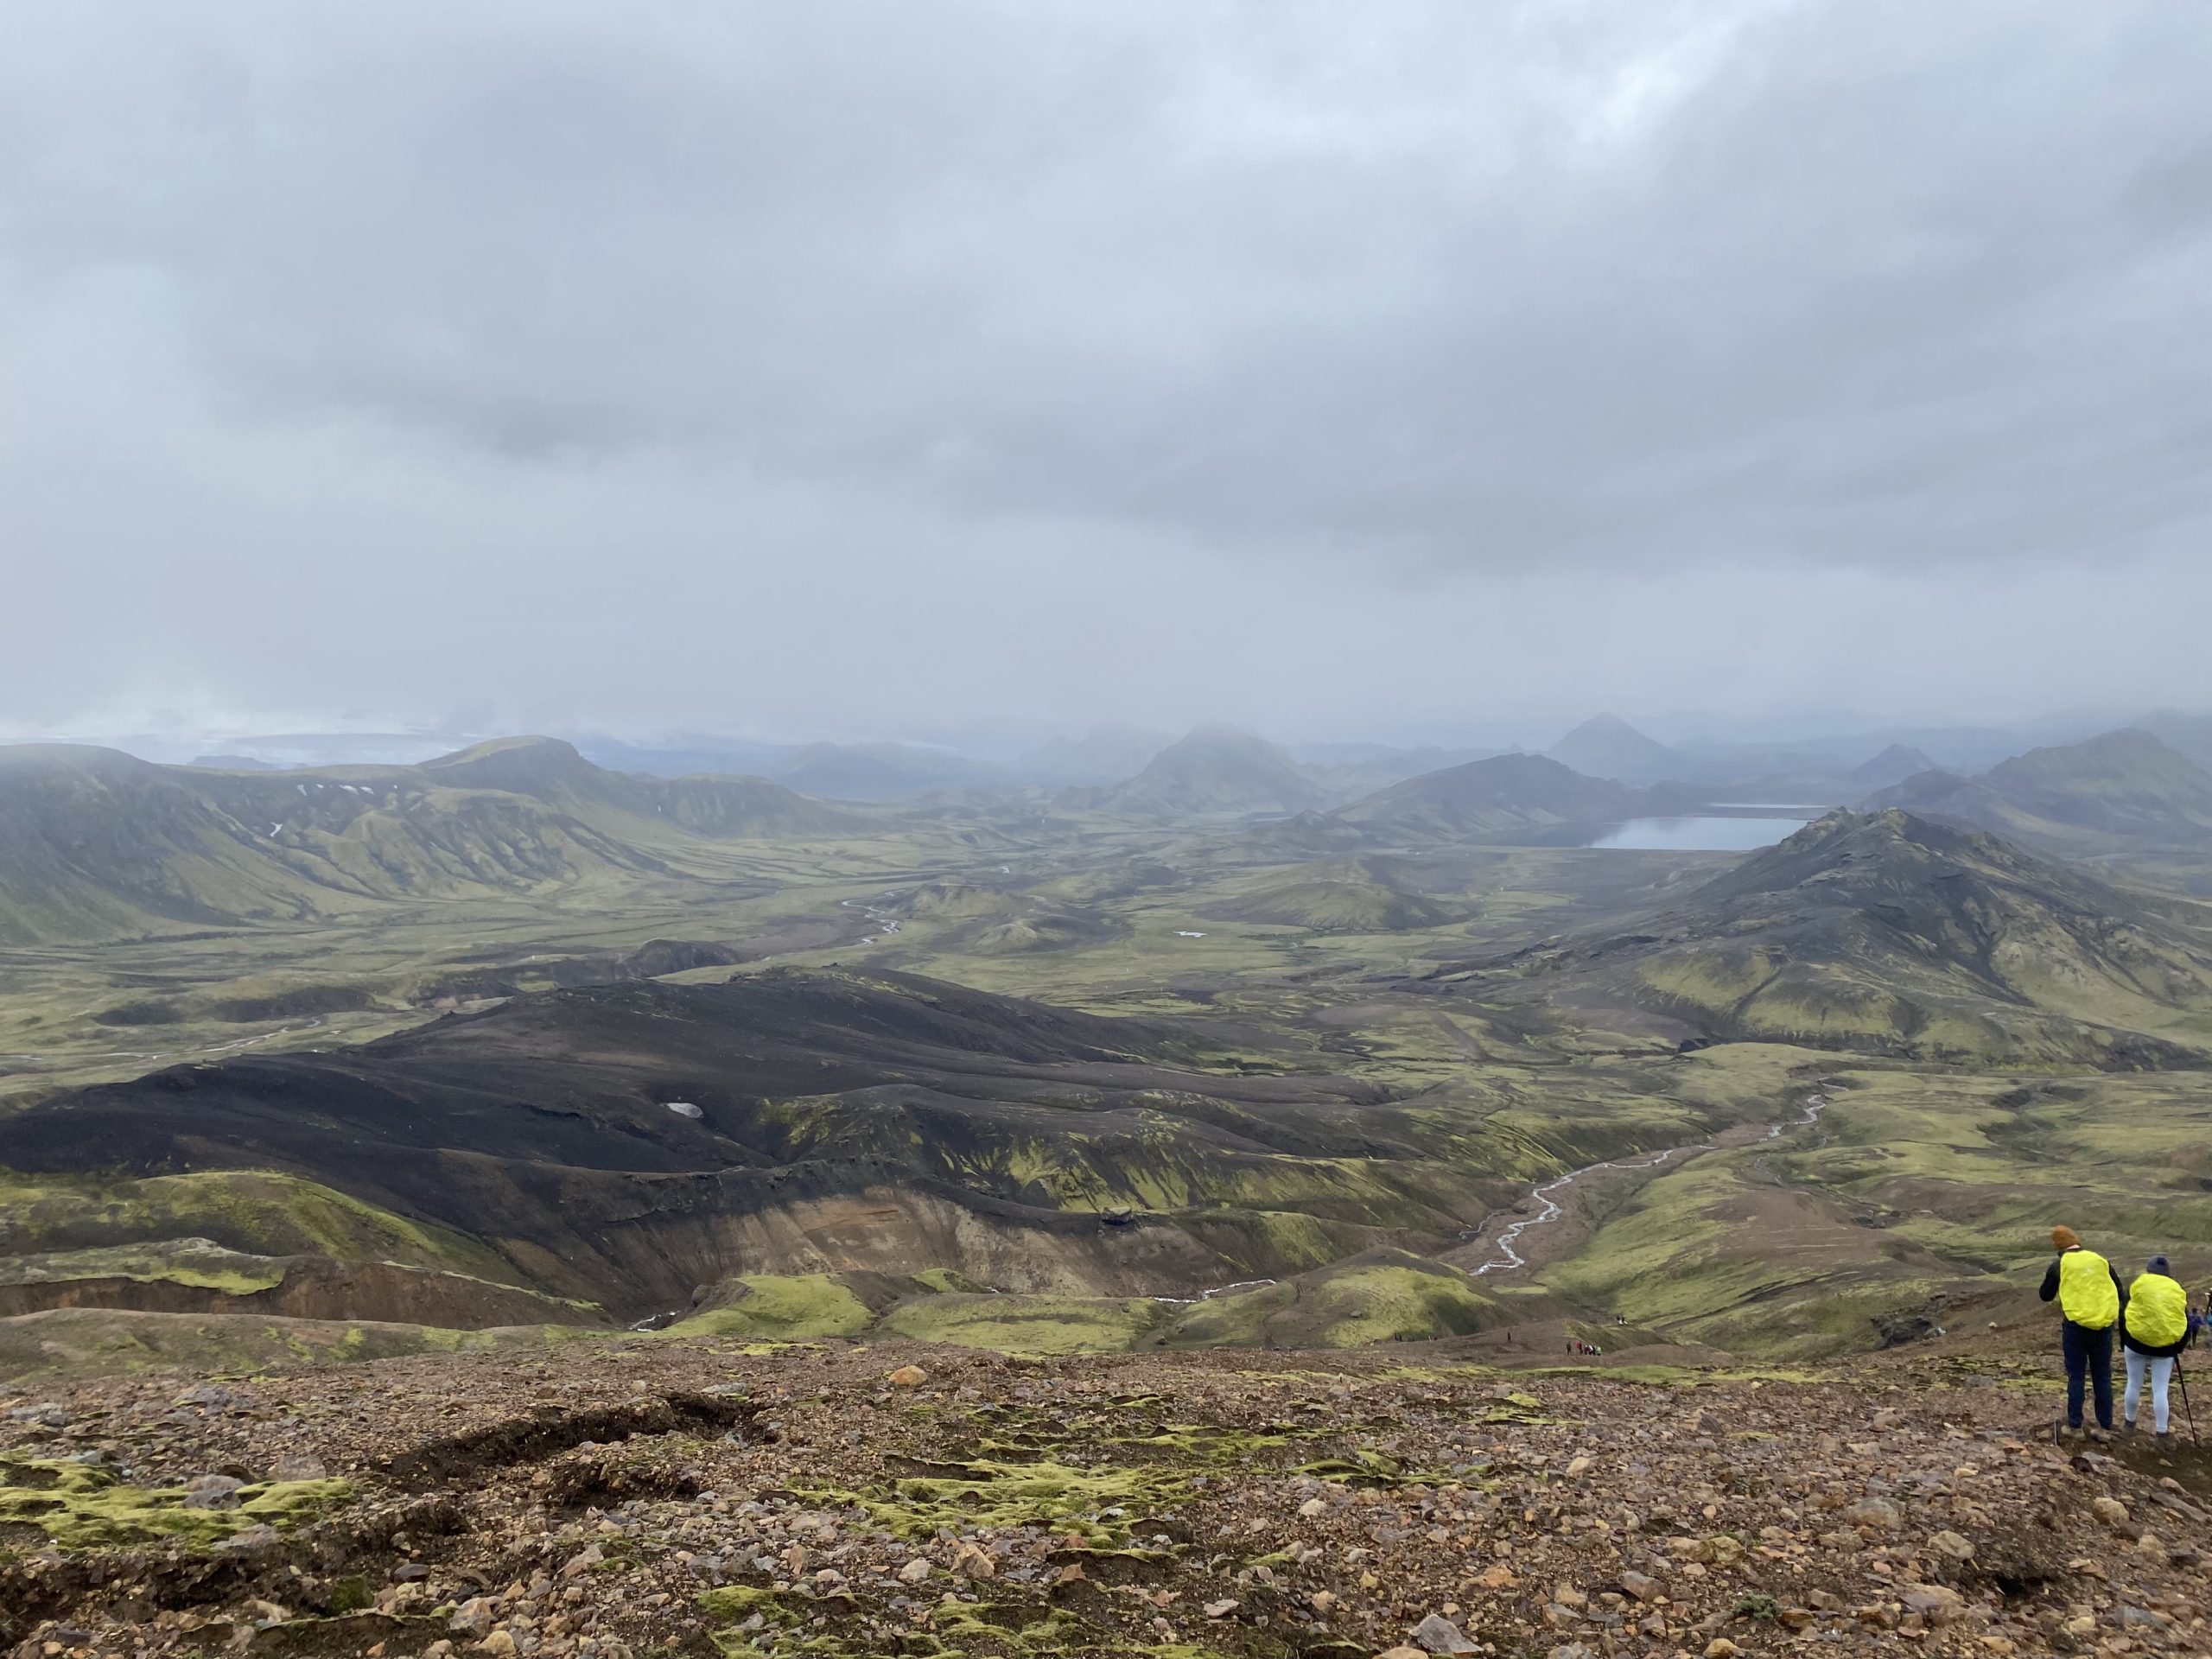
xmin=5 ymin=1333 xmax=2211 ymax=1657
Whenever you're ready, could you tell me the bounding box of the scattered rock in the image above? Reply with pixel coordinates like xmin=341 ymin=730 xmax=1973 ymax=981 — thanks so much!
xmin=1410 ymin=1612 xmax=1478 ymax=1655
xmin=2093 ymin=1496 xmax=2131 ymax=1528
xmin=1841 ymin=1497 xmax=1901 ymax=1531
xmin=181 ymin=1474 xmax=245 ymax=1510
xmin=1927 ymin=1529 xmax=1976 ymax=1563
xmin=887 ymin=1365 xmax=928 ymax=1388
xmin=898 ymin=1558 xmax=931 ymax=1584
xmin=212 ymin=1524 xmax=280 ymax=1554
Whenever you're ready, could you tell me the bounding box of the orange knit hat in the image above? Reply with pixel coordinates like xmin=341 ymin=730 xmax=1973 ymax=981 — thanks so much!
xmin=2051 ymin=1225 xmax=2082 ymax=1251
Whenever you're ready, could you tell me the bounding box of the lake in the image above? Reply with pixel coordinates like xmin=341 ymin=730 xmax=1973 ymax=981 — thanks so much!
xmin=1586 ymin=815 xmax=1808 ymax=851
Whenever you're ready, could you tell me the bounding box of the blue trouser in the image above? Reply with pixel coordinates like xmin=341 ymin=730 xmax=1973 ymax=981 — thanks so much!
xmin=2063 ymin=1320 xmax=2115 ymax=1429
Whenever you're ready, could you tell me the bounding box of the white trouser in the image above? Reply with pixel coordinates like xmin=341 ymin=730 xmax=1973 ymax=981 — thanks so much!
xmin=2124 ymin=1350 xmax=2174 ymax=1433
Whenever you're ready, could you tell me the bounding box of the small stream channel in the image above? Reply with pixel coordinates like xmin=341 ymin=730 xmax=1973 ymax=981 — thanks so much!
xmin=1460 ymin=1091 xmax=1829 ymax=1277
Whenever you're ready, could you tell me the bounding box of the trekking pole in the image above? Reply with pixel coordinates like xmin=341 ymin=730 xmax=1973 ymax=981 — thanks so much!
xmin=2179 ymin=1356 xmax=2200 ymax=1446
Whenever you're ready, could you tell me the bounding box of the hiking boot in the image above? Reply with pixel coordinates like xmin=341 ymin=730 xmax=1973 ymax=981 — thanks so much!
xmin=2060 ymin=1425 xmax=2086 ymax=1442
xmin=2089 ymin=1427 xmax=2115 ymax=1443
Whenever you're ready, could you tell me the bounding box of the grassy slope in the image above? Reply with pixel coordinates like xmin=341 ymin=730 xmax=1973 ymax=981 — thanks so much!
xmin=1541 ymin=1058 xmax=2212 ymax=1357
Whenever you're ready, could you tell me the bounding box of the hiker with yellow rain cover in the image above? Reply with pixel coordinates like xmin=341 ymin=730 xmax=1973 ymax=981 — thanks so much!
xmin=2121 ymin=1254 xmax=2194 ymax=1443
xmin=2039 ymin=1225 xmax=2126 ymax=1440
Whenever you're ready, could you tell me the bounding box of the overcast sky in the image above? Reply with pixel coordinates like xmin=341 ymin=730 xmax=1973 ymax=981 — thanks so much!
xmin=4 ymin=1 xmax=2209 ymax=749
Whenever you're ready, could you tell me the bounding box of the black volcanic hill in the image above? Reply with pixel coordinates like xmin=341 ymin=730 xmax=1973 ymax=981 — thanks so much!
xmin=1335 ymin=753 xmax=1635 ymax=842
xmin=0 ymin=969 xmax=1478 ymax=1315
xmin=1096 ymin=728 xmax=1334 ymax=817
xmin=0 ymin=738 xmax=861 ymax=944
xmin=1869 ymin=729 xmax=2212 ymax=852
xmin=1431 ymin=809 xmax=2212 ymax=1067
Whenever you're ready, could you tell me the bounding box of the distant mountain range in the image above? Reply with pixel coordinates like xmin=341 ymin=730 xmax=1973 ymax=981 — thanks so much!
xmin=110 ymin=709 xmax=2208 ymax=809
xmin=1870 ymin=728 xmax=2212 ymax=852
xmin=0 ymin=737 xmax=860 ymax=945
xmin=11 ymin=716 xmax=2212 ymax=948
xmin=1014 ymin=727 xmax=1177 ymax=785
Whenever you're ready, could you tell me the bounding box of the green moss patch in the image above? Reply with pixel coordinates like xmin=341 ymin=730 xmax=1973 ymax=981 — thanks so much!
xmin=0 ymin=1238 xmax=289 ymax=1296
xmin=0 ymin=1457 xmax=353 ymax=1549
xmin=1162 ymin=1252 xmax=1496 ymax=1351
xmin=794 ymin=1458 xmax=1191 ymax=1546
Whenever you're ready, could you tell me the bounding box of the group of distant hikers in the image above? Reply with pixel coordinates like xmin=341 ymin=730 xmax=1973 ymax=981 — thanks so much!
xmin=2044 ymin=1225 xmax=2205 ymax=1441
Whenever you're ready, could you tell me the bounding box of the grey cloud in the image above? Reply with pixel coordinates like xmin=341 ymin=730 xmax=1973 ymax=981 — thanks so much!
xmin=3 ymin=2 xmax=2209 ymax=741
xmin=10 ymin=2 xmax=2209 ymax=570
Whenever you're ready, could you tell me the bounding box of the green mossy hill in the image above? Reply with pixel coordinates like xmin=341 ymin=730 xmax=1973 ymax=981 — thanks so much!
xmin=648 ymin=1268 xmax=1510 ymax=1358
xmin=1204 ymin=860 xmax=1456 ymax=933
xmin=878 ymin=1294 xmax=1169 ymax=1355
xmin=0 ymin=742 xmax=679 ymax=945
xmin=0 ymin=1168 xmax=520 ymax=1282
xmin=1334 ymin=752 xmax=1635 ymax=842
xmin=1160 ymin=1251 xmax=1498 ymax=1350
xmin=0 ymin=1456 xmax=351 ymax=1548
xmin=1095 ymin=728 xmax=1336 ymax=817
xmin=653 ymin=1275 xmax=879 ymax=1341
xmin=0 ymin=1241 xmax=601 ymax=1329
xmin=892 ymin=880 xmax=1128 ymax=956
xmin=1437 ymin=810 xmax=2212 ymax=1067
xmin=652 ymin=1258 xmax=1501 ymax=1357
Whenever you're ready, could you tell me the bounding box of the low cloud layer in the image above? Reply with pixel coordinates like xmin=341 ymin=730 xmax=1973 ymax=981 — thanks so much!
xmin=5 ymin=2 xmax=2209 ymax=743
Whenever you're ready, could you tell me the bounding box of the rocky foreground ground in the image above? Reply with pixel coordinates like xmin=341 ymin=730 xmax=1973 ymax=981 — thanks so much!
xmin=3 ymin=1338 xmax=2209 ymax=1658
